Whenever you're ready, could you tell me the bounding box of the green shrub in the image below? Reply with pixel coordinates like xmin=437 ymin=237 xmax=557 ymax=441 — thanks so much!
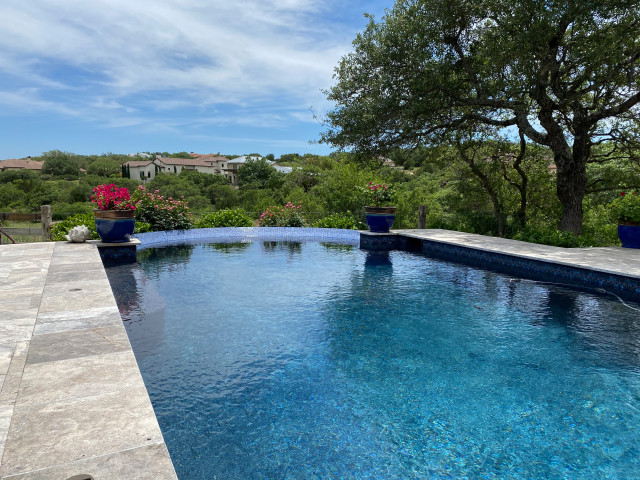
xmin=51 ymin=214 xmax=152 ymax=241
xmin=314 ymin=212 xmax=364 ymax=230
xmin=50 ymin=213 xmax=99 ymax=241
xmin=258 ymin=202 xmax=308 ymax=227
xmin=512 ymin=226 xmax=586 ymax=248
xmin=196 ymin=209 xmax=254 ymax=228
xmin=131 ymin=185 xmax=193 ymax=231
xmin=134 ymin=222 xmax=152 ymax=234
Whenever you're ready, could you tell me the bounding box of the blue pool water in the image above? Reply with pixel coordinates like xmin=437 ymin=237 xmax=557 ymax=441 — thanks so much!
xmin=106 ymin=240 xmax=640 ymax=479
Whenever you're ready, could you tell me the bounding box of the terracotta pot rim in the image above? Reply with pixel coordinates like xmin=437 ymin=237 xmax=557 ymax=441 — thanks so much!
xmin=93 ymin=209 xmax=136 ymax=219
xmin=365 ymin=205 xmax=397 ymax=213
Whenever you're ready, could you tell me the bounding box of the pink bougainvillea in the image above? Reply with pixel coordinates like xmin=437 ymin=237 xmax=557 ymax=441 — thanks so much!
xmin=91 ymin=184 xmax=136 ymax=211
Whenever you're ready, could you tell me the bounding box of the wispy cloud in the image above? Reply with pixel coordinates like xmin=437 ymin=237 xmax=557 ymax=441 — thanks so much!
xmin=0 ymin=0 xmax=387 ymax=156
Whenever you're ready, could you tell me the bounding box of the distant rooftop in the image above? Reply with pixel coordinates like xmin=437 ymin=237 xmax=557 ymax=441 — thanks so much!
xmin=0 ymin=158 xmax=44 ymax=171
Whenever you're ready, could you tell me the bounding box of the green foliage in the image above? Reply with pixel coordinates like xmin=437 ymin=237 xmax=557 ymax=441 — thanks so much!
xmin=131 ymin=186 xmax=193 ymax=231
xmin=237 ymin=158 xmax=279 ymax=189
xmin=314 ymin=212 xmax=364 ymax=230
xmin=0 ymin=169 xmax=40 ymax=183
xmin=0 ymin=183 xmax=27 ymax=209
xmin=134 ymin=222 xmax=152 ymax=233
xmin=359 ymin=183 xmax=395 ymax=207
xmin=41 ymin=150 xmax=80 ymax=178
xmin=50 ymin=213 xmax=99 ymax=241
xmin=610 ymin=191 xmax=640 ymax=224
xmin=259 ymin=202 xmax=308 ymax=227
xmin=51 ymin=202 xmax=94 ymax=219
xmin=322 ymin=0 xmax=640 ymax=233
xmin=513 ymin=226 xmax=585 ymax=248
xmin=196 ymin=209 xmax=254 ymax=228
xmin=146 ymin=173 xmax=211 ymax=211
xmin=86 ymin=158 xmax=122 ymax=177
xmin=312 ymin=162 xmax=377 ymax=214
xmin=170 ymin=152 xmax=192 ymax=159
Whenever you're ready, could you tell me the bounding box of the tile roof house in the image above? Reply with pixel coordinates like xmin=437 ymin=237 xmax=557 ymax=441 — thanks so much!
xmin=0 ymin=158 xmax=44 ymax=172
xmin=123 ymin=155 xmax=231 ymax=182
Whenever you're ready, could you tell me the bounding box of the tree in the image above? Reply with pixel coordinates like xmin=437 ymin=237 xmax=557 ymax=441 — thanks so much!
xmin=237 ymin=158 xmax=279 ymax=188
xmin=41 ymin=150 xmax=80 ymax=178
xmin=322 ymin=0 xmax=640 ymax=234
xmin=87 ymin=158 xmax=122 ymax=177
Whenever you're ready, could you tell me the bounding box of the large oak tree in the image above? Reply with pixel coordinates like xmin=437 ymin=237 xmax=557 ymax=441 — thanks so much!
xmin=322 ymin=0 xmax=640 ymax=234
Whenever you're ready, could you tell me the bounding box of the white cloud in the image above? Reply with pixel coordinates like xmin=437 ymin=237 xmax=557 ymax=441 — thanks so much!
xmin=0 ymin=0 xmax=359 ymax=119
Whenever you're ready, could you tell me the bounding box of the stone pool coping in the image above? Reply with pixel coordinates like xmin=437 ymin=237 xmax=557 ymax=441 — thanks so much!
xmin=0 ymin=241 xmax=177 ymax=480
xmin=1 ymin=228 xmax=639 ymax=479
xmin=362 ymin=229 xmax=640 ymax=301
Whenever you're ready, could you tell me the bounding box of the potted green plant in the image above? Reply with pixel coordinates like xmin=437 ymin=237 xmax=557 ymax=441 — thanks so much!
xmin=91 ymin=183 xmax=136 ymax=243
xmin=611 ymin=191 xmax=640 ymax=248
xmin=361 ymin=182 xmax=396 ymax=233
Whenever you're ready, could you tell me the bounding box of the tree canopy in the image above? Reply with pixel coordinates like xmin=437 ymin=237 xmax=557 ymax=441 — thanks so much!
xmin=237 ymin=157 xmax=279 ymax=188
xmin=41 ymin=150 xmax=80 ymax=178
xmin=322 ymin=0 xmax=640 ymax=233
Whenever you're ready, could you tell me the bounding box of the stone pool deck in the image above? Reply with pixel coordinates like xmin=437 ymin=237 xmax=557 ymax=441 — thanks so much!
xmin=397 ymin=229 xmax=640 ymax=278
xmin=0 ymin=241 xmax=177 ymax=480
xmin=0 ymin=231 xmax=638 ymax=479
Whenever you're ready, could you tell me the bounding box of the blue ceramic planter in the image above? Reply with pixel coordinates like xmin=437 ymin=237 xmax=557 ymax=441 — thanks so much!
xmin=94 ymin=210 xmax=135 ymax=243
xmin=365 ymin=206 xmax=396 ymax=233
xmin=618 ymin=224 xmax=640 ymax=249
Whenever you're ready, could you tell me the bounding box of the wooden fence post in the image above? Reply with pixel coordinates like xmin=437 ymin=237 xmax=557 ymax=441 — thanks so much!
xmin=41 ymin=205 xmax=52 ymax=241
xmin=418 ymin=204 xmax=427 ymax=229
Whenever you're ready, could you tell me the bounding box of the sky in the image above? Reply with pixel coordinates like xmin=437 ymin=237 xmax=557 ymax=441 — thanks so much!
xmin=0 ymin=0 xmax=391 ymax=159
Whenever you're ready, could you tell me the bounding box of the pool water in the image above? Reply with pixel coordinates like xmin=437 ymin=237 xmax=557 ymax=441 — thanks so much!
xmin=106 ymin=241 xmax=640 ymax=479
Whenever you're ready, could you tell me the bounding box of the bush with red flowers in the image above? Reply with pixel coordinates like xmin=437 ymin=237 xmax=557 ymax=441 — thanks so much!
xmin=91 ymin=183 xmax=136 ymax=211
xmin=358 ymin=182 xmax=395 ymax=207
xmin=611 ymin=191 xmax=640 ymax=224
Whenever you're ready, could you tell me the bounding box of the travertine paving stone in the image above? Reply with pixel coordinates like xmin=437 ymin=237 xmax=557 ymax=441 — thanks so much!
xmin=33 ymin=306 xmax=123 ymax=336
xmin=17 ymin=351 xmax=141 ymax=406
xmin=1 ymin=443 xmax=177 ymax=480
xmin=26 ymin=326 xmax=132 ymax=365
xmin=400 ymin=229 xmax=640 ymax=277
xmin=0 ymin=386 xmax=163 ymax=475
xmin=0 ymin=241 xmax=177 ymax=480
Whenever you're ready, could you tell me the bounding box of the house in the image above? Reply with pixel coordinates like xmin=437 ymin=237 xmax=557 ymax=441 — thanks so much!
xmin=123 ymin=155 xmax=231 ymax=182
xmin=125 ymin=160 xmax=158 ymax=182
xmin=0 ymin=158 xmax=44 ymax=172
xmin=123 ymin=153 xmax=292 ymax=184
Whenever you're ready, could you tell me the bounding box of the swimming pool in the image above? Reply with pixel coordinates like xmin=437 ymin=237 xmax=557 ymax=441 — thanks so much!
xmin=106 ymin=238 xmax=640 ymax=479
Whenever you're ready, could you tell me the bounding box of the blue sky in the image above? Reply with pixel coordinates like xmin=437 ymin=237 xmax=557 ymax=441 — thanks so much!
xmin=0 ymin=0 xmax=391 ymax=159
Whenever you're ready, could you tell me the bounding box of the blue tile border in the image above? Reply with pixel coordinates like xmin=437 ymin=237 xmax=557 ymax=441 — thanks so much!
xmin=360 ymin=232 xmax=640 ymax=301
xmin=134 ymin=227 xmax=361 ymax=250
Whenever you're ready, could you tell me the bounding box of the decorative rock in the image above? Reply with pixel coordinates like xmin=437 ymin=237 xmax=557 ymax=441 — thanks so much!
xmin=65 ymin=225 xmax=92 ymax=243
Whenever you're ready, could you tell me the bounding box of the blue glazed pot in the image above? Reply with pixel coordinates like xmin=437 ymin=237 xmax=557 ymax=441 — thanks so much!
xmin=94 ymin=210 xmax=135 ymax=243
xmin=365 ymin=206 xmax=396 ymax=233
xmin=618 ymin=223 xmax=640 ymax=249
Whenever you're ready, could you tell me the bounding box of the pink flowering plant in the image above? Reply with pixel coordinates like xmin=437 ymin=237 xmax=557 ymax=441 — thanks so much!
xmin=611 ymin=191 xmax=640 ymax=224
xmin=91 ymin=184 xmax=136 ymax=211
xmin=259 ymin=201 xmax=308 ymax=227
xmin=359 ymin=182 xmax=395 ymax=207
xmin=131 ymin=185 xmax=193 ymax=231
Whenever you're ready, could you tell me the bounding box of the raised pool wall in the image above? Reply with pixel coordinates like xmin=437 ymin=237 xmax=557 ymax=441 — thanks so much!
xmin=361 ymin=229 xmax=640 ymax=302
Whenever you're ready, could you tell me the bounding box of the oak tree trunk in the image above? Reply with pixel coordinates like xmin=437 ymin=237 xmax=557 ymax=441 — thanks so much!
xmin=555 ymin=149 xmax=587 ymax=235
